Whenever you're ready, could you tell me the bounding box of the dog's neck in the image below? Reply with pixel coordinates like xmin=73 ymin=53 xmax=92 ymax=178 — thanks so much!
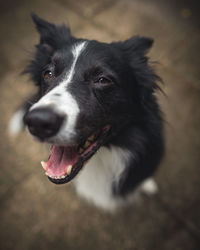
xmin=74 ymin=144 xmax=131 ymax=210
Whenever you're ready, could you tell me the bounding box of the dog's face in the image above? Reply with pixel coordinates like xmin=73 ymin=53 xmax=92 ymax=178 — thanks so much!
xmin=25 ymin=14 xmax=156 ymax=184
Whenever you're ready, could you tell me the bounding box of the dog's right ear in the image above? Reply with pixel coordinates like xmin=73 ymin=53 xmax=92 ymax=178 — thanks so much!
xmin=31 ymin=13 xmax=71 ymax=50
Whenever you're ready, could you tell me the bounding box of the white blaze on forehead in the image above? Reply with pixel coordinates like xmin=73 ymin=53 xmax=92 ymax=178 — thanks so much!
xmin=66 ymin=41 xmax=87 ymax=83
xmin=30 ymin=41 xmax=87 ymax=141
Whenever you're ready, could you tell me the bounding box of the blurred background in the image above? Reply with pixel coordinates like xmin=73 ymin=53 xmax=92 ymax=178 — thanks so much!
xmin=0 ymin=0 xmax=200 ymax=249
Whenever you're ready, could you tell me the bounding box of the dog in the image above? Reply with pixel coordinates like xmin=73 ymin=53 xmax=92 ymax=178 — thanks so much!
xmin=9 ymin=14 xmax=164 ymax=211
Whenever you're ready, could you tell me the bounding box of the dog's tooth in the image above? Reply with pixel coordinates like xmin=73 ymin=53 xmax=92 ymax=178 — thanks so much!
xmin=41 ymin=161 xmax=47 ymax=170
xmin=79 ymin=147 xmax=84 ymax=154
xmin=84 ymin=140 xmax=91 ymax=148
xmin=45 ymin=172 xmax=54 ymax=179
xmin=67 ymin=165 xmax=72 ymax=175
xmin=88 ymin=134 xmax=95 ymax=141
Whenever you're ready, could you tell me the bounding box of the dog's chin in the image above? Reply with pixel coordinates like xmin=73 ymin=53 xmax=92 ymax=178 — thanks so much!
xmin=42 ymin=125 xmax=111 ymax=185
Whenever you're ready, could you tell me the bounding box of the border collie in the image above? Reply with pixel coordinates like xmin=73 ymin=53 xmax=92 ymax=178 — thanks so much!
xmin=9 ymin=14 xmax=164 ymax=211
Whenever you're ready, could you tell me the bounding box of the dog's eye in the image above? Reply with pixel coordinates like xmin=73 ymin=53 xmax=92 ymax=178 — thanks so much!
xmin=96 ymin=77 xmax=111 ymax=85
xmin=44 ymin=70 xmax=54 ymax=80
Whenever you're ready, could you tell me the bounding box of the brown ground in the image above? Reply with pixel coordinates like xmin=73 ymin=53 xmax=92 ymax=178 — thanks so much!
xmin=0 ymin=0 xmax=200 ymax=249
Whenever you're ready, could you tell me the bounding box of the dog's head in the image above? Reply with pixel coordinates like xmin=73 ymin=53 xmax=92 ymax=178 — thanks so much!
xmin=24 ymin=14 xmax=159 ymax=184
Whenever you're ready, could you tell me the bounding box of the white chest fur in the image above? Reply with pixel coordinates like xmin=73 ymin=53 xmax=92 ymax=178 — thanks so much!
xmin=74 ymin=145 xmax=131 ymax=210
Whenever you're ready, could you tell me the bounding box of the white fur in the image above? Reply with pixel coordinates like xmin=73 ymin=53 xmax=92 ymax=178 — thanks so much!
xmin=74 ymin=146 xmax=158 ymax=211
xmin=30 ymin=41 xmax=87 ymax=142
xmin=9 ymin=109 xmax=26 ymax=135
xmin=74 ymin=145 xmax=131 ymax=211
xmin=140 ymin=178 xmax=158 ymax=195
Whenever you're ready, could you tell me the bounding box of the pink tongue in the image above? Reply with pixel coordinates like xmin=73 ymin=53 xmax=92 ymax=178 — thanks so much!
xmin=46 ymin=146 xmax=78 ymax=177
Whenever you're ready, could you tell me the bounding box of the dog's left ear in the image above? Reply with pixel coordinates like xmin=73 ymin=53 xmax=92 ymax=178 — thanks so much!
xmin=31 ymin=13 xmax=71 ymax=51
xmin=122 ymin=36 xmax=153 ymax=56
xmin=120 ymin=36 xmax=160 ymax=100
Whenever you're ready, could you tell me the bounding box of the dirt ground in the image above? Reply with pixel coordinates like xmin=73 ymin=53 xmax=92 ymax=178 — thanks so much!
xmin=0 ymin=0 xmax=200 ymax=249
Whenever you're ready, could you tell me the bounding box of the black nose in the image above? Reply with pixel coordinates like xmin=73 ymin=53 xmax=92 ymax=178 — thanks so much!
xmin=24 ymin=107 xmax=65 ymax=140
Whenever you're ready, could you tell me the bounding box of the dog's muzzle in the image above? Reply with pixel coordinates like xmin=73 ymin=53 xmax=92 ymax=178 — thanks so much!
xmin=24 ymin=107 xmax=111 ymax=185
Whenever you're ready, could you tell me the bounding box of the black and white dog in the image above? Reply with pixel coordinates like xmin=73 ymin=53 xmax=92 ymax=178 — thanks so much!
xmin=9 ymin=14 xmax=164 ymax=210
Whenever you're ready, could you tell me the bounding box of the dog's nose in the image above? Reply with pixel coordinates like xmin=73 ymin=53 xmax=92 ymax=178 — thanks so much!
xmin=24 ymin=107 xmax=65 ymax=140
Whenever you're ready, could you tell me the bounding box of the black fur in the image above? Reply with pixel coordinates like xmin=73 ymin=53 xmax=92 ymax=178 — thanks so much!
xmin=24 ymin=14 xmax=164 ymax=198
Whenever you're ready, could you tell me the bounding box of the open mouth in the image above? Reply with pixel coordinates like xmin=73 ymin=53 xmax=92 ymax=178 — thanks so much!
xmin=41 ymin=125 xmax=111 ymax=184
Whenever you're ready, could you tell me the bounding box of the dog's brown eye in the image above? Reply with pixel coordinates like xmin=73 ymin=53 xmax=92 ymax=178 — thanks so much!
xmin=97 ymin=77 xmax=111 ymax=85
xmin=44 ymin=70 xmax=54 ymax=80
